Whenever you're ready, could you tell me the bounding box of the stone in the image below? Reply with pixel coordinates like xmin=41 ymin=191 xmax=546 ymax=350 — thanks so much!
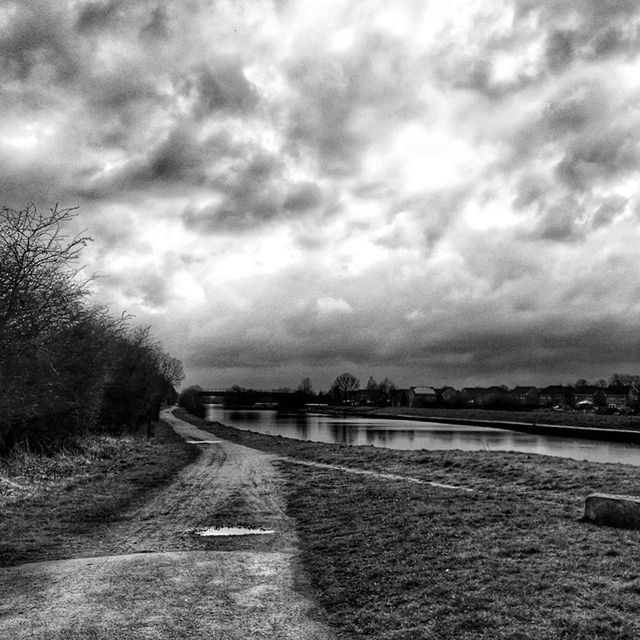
xmin=584 ymin=493 xmax=640 ymax=530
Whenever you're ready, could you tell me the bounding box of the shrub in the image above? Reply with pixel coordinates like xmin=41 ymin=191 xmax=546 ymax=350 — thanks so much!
xmin=178 ymin=386 xmax=206 ymax=419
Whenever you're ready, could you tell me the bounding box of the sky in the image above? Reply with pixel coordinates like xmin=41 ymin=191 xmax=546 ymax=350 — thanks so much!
xmin=3 ymin=0 xmax=640 ymax=392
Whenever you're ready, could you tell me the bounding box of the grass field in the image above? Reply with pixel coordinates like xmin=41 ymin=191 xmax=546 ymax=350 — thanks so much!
xmin=367 ymin=405 xmax=640 ymax=432
xmin=4 ymin=409 xmax=640 ymax=639
xmin=185 ymin=411 xmax=640 ymax=640
xmin=0 ymin=421 xmax=196 ymax=567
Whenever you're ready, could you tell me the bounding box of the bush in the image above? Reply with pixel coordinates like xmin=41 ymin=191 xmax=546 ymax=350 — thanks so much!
xmin=178 ymin=386 xmax=207 ymax=419
xmin=0 ymin=204 xmax=184 ymax=452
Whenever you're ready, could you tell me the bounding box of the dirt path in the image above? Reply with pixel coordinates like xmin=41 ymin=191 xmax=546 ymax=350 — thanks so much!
xmin=0 ymin=410 xmax=333 ymax=639
xmin=280 ymin=457 xmax=474 ymax=492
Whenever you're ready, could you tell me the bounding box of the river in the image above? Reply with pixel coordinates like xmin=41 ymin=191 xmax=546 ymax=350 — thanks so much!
xmin=206 ymin=406 xmax=640 ymax=466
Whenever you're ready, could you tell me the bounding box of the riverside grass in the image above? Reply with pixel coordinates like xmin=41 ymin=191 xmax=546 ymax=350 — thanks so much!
xmin=367 ymin=405 xmax=640 ymax=432
xmin=4 ymin=408 xmax=640 ymax=638
xmin=0 ymin=421 xmax=196 ymax=567
xmin=181 ymin=411 xmax=640 ymax=640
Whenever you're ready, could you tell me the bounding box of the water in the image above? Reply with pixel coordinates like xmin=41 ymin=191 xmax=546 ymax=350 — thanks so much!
xmin=196 ymin=527 xmax=275 ymax=537
xmin=206 ymin=406 xmax=640 ymax=466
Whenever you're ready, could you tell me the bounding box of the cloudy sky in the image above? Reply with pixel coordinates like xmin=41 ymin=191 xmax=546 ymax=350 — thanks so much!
xmin=4 ymin=0 xmax=640 ymax=391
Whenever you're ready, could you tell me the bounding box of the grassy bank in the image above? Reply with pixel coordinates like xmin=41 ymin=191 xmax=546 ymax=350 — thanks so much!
xmin=6 ymin=407 xmax=640 ymax=638
xmin=0 ymin=421 xmax=197 ymax=567
xmin=367 ymin=405 xmax=640 ymax=432
xmin=180 ymin=410 xmax=640 ymax=639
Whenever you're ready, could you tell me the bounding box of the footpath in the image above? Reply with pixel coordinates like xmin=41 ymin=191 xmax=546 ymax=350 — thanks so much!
xmin=0 ymin=409 xmax=333 ymax=640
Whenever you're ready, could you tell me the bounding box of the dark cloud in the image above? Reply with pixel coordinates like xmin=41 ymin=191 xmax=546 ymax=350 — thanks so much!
xmin=285 ymin=31 xmax=426 ymax=176
xmin=0 ymin=3 xmax=83 ymax=82
xmin=592 ymin=195 xmax=628 ymax=228
xmin=78 ymin=128 xmax=242 ymax=198
xmin=183 ymin=280 xmax=640 ymax=387
xmin=86 ymin=73 xmax=158 ymax=112
xmin=513 ymin=174 xmax=550 ymax=211
xmin=545 ymin=30 xmax=577 ymax=73
xmin=138 ymin=273 xmax=170 ymax=307
xmin=285 ymin=59 xmax=360 ymax=176
xmin=147 ymin=128 xmax=203 ymax=182
xmin=591 ymin=27 xmax=626 ymax=57
xmin=447 ymin=56 xmax=535 ymax=100
xmin=517 ymin=0 xmax=640 ymax=31
xmin=140 ymin=6 xmax=169 ymax=40
xmin=179 ymin=154 xmax=326 ymax=232
xmin=543 ymin=86 xmax=598 ymax=136
xmin=533 ymin=198 xmax=583 ymax=242
xmin=283 ymin=183 xmax=322 ymax=212
xmin=555 ymin=129 xmax=639 ymax=190
xmin=101 ymin=267 xmax=170 ymax=309
xmin=425 ymin=315 xmax=640 ymax=381
xmin=0 ymin=156 xmax=78 ymax=211
xmin=517 ymin=0 xmax=640 ymax=70
xmin=5 ymin=0 xmax=640 ymax=391
xmin=377 ymin=187 xmax=469 ymax=251
xmin=180 ymin=62 xmax=259 ymax=117
xmin=76 ymin=0 xmax=125 ymax=32
xmin=181 ymin=198 xmax=279 ymax=233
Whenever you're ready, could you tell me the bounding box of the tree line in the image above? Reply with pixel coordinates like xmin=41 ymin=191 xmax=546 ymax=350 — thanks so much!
xmin=0 ymin=204 xmax=184 ymax=453
xmin=184 ymin=373 xmax=397 ymax=409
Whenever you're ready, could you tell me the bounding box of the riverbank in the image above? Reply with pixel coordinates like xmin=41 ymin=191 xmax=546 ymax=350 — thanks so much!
xmin=0 ymin=421 xmax=197 ymax=566
xmin=185 ymin=410 xmax=640 ymax=639
xmin=0 ymin=412 xmax=332 ymax=640
xmin=3 ymin=410 xmax=640 ymax=638
xmin=313 ymin=405 xmax=640 ymax=443
xmin=370 ymin=405 xmax=640 ymax=430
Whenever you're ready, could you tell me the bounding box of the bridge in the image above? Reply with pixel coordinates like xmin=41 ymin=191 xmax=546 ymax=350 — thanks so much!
xmin=198 ymin=389 xmax=306 ymax=407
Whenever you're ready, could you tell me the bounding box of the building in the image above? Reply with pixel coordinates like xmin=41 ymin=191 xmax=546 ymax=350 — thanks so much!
xmin=509 ymin=386 xmax=539 ymax=408
xmin=538 ymin=385 xmax=574 ymax=408
xmin=460 ymin=386 xmax=510 ymax=407
xmin=603 ymin=386 xmax=638 ymax=410
xmin=408 ymin=386 xmax=438 ymax=407
xmin=438 ymin=386 xmax=460 ymax=405
xmin=574 ymin=386 xmax=606 ymax=408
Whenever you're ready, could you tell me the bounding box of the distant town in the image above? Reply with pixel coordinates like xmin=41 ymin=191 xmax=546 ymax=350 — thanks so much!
xmin=202 ymin=373 xmax=640 ymax=414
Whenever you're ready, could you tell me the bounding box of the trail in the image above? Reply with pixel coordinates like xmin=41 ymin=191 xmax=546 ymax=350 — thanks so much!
xmin=281 ymin=457 xmax=473 ymax=492
xmin=0 ymin=410 xmax=333 ymax=640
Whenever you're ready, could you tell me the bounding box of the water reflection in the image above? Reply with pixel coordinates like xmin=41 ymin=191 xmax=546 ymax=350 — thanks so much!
xmin=205 ymin=407 xmax=640 ymax=466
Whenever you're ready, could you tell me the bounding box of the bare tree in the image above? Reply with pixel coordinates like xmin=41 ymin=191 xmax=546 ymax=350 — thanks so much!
xmin=377 ymin=377 xmax=396 ymax=405
xmin=609 ymin=373 xmax=640 ymax=387
xmin=298 ymin=377 xmax=314 ymax=396
xmin=0 ymin=204 xmax=90 ymax=345
xmin=0 ymin=203 xmax=183 ymax=450
xmin=331 ymin=372 xmax=360 ymax=403
xmin=0 ymin=204 xmax=97 ymax=449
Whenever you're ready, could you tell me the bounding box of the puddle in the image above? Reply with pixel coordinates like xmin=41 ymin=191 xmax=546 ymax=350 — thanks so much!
xmin=195 ymin=527 xmax=276 ymax=537
xmin=185 ymin=440 xmax=221 ymax=444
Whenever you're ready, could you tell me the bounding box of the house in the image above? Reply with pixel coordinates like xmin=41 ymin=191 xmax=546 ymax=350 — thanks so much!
xmin=460 ymin=386 xmax=509 ymax=407
xmin=603 ymin=386 xmax=638 ymax=410
xmin=390 ymin=388 xmax=411 ymax=407
xmin=408 ymin=386 xmax=438 ymax=407
xmin=574 ymin=386 xmax=606 ymax=408
xmin=509 ymin=386 xmax=539 ymax=408
xmin=438 ymin=386 xmax=460 ymax=405
xmin=538 ymin=385 xmax=574 ymax=408
xmin=353 ymin=387 xmax=388 ymax=406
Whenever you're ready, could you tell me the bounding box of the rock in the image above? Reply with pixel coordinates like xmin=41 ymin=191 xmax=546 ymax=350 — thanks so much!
xmin=584 ymin=493 xmax=640 ymax=529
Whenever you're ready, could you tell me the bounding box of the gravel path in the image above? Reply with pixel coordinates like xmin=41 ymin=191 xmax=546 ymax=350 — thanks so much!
xmin=0 ymin=409 xmax=333 ymax=640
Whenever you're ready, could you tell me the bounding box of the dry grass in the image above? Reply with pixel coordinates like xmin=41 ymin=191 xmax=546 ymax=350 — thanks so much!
xmin=0 ymin=421 xmax=196 ymax=567
xmin=369 ymin=405 xmax=640 ymax=431
xmin=283 ymin=463 xmax=640 ymax=639
xmin=177 ymin=410 xmax=640 ymax=639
